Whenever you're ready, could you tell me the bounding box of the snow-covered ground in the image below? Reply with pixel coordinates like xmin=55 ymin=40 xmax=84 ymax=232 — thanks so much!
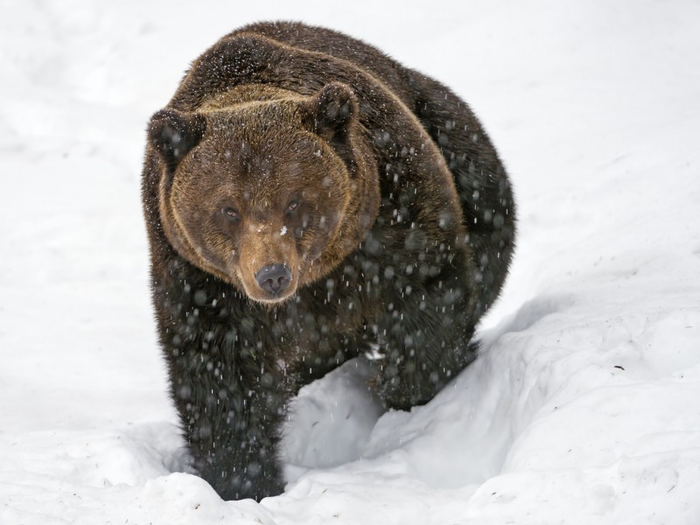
xmin=1 ymin=1 xmax=699 ymax=523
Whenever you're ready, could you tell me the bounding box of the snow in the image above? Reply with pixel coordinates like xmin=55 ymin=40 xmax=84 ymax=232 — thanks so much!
xmin=1 ymin=0 xmax=699 ymax=523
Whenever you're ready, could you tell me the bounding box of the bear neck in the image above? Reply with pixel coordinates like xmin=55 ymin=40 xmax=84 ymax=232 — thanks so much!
xmin=198 ymin=84 xmax=307 ymax=110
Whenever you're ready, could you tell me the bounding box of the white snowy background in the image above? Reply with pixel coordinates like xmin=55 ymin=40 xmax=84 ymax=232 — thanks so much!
xmin=1 ymin=0 xmax=699 ymax=523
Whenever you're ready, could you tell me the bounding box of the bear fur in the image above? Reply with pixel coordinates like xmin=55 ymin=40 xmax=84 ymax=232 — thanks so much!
xmin=142 ymin=21 xmax=516 ymax=501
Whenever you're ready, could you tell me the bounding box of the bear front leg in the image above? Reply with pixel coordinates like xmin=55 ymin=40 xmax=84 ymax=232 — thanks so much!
xmin=153 ymin=267 xmax=294 ymax=501
xmin=370 ymin=269 xmax=478 ymax=411
xmin=167 ymin=335 xmax=292 ymax=501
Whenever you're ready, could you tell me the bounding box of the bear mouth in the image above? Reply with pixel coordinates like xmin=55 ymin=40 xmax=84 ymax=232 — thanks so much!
xmin=252 ymin=292 xmax=296 ymax=305
xmin=245 ymin=286 xmax=297 ymax=305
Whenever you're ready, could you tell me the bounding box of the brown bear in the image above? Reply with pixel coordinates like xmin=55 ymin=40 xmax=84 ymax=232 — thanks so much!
xmin=142 ymin=21 xmax=515 ymax=501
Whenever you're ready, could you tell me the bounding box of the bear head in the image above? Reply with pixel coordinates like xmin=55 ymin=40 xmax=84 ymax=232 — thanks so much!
xmin=147 ymin=83 xmax=379 ymax=304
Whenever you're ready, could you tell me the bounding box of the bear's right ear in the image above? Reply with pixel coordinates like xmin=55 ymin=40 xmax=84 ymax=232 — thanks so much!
xmin=147 ymin=109 xmax=206 ymax=170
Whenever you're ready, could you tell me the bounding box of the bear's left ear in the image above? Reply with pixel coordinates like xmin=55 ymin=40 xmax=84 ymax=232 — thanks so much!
xmin=148 ymin=109 xmax=206 ymax=171
xmin=304 ymin=83 xmax=358 ymax=146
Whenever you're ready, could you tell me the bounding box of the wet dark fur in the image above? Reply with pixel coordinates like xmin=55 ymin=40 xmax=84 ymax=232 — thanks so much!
xmin=142 ymin=22 xmax=516 ymax=501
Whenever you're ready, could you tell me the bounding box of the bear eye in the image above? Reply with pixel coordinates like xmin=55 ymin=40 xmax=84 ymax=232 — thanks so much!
xmin=286 ymin=201 xmax=300 ymax=214
xmin=222 ymin=207 xmax=240 ymax=221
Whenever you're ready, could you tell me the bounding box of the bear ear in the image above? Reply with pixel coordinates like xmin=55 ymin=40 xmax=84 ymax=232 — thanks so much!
xmin=148 ymin=109 xmax=206 ymax=170
xmin=304 ymin=83 xmax=358 ymax=145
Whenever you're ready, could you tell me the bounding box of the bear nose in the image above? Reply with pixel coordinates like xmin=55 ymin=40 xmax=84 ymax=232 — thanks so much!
xmin=255 ymin=264 xmax=292 ymax=295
